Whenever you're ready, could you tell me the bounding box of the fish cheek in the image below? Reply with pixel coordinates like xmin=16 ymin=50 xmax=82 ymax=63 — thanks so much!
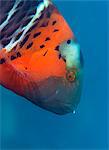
xmin=28 ymin=49 xmax=66 ymax=81
xmin=30 ymin=75 xmax=82 ymax=115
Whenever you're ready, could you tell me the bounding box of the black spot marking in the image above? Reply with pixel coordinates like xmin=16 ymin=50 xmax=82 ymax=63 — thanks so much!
xmin=39 ymin=13 xmax=44 ymax=20
xmin=1 ymin=20 xmax=13 ymax=32
xmin=52 ymin=21 xmax=57 ymax=25
xmin=1 ymin=38 xmax=11 ymax=47
xmin=22 ymin=18 xmax=32 ymax=28
xmin=28 ymin=9 xmax=37 ymax=16
xmin=11 ymin=55 xmax=16 ymax=60
xmin=20 ymin=34 xmax=30 ymax=48
xmin=0 ymin=34 xmax=4 ymax=41
xmin=27 ymin=42 xmax=33 ymax=49
xmin=15 ymin=31 xmax=23 ymax=41
xmin=33 ymin=32 xmax=41 ymax=38
xmin=40 ymin=45 xmax=45 ymax=49
xmin=40 ymin=21 xmax=48 ymax=27
xmin=55 ymin=45 xmax=59 ymax=51
xmin=67 ymin=40 xmax=71 ymax=44
xmin=0 ymin=14 xmax=8 ymax=25
xmin=46 ymin=11 xmax=51 ymax=18
xmin=46 ymin=4 xmax=54 ymax=18
xmin=53 ymin=29 xmax=59 ymax=32
xmin=0 ymin=58 xmax=5 ymax=64
xmin=43 ymin=50 xmax=48 ymax=56
xmin=45 ymin=37 xmax=50 ymax=41
xmin=6 ymin=30 xmax=15 ymax=37
xmin=16 ymin=1 xmax=24 ymax=9
xmin=11 ymin=10 xmax=19 ymax=20
xmin=63 ymin=58 xmax=66 ymax=62
xmin=27 ymin=22 xmax=39 ymax=33
xmin=25 ymin=67 xmax=28 ymax=70
xmin=59 ymin=54 xmax=61 ymax=59
xmin=34 ymin=18 xmax=39 ymax=23
xmin=17 ymin=52 xmax=21 ymax=57
xmin=7 ymin=24 xmax=20 ymax=37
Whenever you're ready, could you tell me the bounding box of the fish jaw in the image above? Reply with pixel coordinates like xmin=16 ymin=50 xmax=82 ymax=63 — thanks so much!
xmin=27 ymin=73 xmax=83 ymax=115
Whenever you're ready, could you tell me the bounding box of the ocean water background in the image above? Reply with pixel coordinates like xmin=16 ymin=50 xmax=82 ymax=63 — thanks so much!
xmin=0 ymin=0 xmax=108 ymax=149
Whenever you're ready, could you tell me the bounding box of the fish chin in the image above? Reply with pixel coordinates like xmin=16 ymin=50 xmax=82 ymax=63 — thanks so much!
xmin=25 ymin=73 xmax=83 ymax=115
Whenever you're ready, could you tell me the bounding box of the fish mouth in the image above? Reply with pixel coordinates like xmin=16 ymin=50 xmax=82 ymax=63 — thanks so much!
xmin=26 ymin=74 xmax=82 ymax=115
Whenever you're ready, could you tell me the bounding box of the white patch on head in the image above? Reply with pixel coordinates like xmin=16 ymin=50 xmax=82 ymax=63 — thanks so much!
xmin=59 ymin=39 xmax=80 ymax=69
xmin=0 ymin=0 xmax=50 ymax=52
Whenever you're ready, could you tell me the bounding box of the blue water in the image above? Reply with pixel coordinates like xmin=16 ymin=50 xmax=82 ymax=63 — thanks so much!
xmin=0 ymin=1 xmax=108 ymax=149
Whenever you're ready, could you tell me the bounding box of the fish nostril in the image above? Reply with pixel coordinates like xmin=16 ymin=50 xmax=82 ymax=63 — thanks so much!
xmin=67 ymin=40 xmax=71 ymax=44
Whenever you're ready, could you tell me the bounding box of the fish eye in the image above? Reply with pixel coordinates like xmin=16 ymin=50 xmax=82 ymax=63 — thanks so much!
xmin=67 ymin=40 xmax=71 ymax=44
xmin=66 ymin=70 xmax=76 ymax=82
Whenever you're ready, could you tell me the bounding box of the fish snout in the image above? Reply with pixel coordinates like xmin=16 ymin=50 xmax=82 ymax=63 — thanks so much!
xmin=34 ymin=73 xmax=82 ymax=115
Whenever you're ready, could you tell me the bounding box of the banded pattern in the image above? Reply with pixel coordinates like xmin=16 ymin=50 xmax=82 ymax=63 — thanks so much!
xmin=0 ymin=0 xmax=50 ymax=52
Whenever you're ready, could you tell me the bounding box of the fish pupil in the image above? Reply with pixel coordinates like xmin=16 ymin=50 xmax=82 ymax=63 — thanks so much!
xmin=66 ymin=71 xmax=76 ymax=82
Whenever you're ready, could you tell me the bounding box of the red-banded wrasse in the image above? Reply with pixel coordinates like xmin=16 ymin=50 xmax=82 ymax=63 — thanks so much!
xmin=0 ymin=0 xmax=83 ymax=115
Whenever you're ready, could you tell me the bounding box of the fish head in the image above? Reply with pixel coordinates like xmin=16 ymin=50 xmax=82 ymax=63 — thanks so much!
xmin=32 ymin=38 xmax=83 ymax=115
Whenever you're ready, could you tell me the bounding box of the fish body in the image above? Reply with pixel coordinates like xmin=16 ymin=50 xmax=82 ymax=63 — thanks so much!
xmin=0 ymin=0 xmax=83 ymax=115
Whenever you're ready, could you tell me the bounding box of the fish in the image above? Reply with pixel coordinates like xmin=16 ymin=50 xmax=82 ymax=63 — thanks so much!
xmin=0 ymin=0 xmax=83 ymax=115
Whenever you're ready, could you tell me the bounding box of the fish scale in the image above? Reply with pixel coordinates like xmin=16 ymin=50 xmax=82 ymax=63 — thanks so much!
xmin=0 ymin=0 xmax=49 ymax=51
xmin=0 ymin=0 xmax=83 ymax=115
